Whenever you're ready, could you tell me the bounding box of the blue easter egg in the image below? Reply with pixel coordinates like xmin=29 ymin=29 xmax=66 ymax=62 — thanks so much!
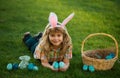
xmin=110 ymin=53 xmax=115 ymax=58
xmin=53 ymin=62 xmax=59 ymax=69
xmin=33 ymin=66 xmax=38 ymax=71
xmin=59 ymin=62 xmax=65 ymax=68
xmin=7 ymin=63 xmax=13 ymax=70
xmin=28 ymin=63 xmax=34 ymax=70
xmin=83 ymin=65 xmax=88 ymax=71
xmin=105 ymin=55 xmax=112 ymax=60
xmin=89 ymin=65 xmax=95 ymax=72
xmin=106 ymin=53 xmax=115 ymax=60
xmin=13 ymin=63 xmax=19 ymax=69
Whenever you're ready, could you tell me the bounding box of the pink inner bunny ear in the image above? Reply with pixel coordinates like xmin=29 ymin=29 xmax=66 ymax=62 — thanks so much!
xmin=61 ymin=12 xmax=74 ymax=27
xmin=49 ymin=12 xmax=58 ymax=27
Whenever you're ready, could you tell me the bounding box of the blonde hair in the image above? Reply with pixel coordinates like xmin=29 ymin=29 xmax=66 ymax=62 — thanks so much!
xmin=39 ymin=23 xmax=72 ymax=59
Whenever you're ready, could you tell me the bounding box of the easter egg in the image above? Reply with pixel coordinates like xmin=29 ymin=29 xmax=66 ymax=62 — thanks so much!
xmin=28 ymin=63 xmax=34 ymax=70
xmin=89 ymin=65 xmax=95 ymax=72
xmin=105 ymin=55 xmax=112 ymax=60
xmin=7 ymin=63 xmax=13 ymax=70
xmin=59 ymin=61 xmax=65 ymax=68
xmin=109 ymin=53 xmax=115 ymax=58
xmin=13 ymin=63 xmax=19 ymax=69
xmin=33 ymin=66 xmax=38 ymax=71
xmin=53 ymin=61 xmax=59 ymax=69
xmin=106 ymin=53 xmax=115 ymax=60
xmin=82 ymin=64 xmax=88 ymax=71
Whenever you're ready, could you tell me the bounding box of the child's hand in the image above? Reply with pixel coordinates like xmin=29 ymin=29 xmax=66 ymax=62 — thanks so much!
xmin=51 ymin=66 xmax=58 ymax=72
xmin=59 ymin=63 xmax=69 ymax=72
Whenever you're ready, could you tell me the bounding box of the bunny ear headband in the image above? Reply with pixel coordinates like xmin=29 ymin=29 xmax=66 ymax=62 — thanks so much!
xmin=48 ymin=12 xmax=74 ymax=29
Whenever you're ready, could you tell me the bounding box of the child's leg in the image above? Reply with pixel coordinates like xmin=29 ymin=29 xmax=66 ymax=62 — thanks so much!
xmin=33 ymin=32 xmax=43 ymax=42
xmin=30 ymin=42 xmax=38 ymax=53
xmin=30 ymin=32 xmax=43 ymax=53
xmin=25 ymin=37 xmax=38 ymax=51
xmin=23 ymin=32 xmax=38 ymax=52
xmin=23 ymin=32 xmax=43 ymax=54
xmin=23 ymin=32 xmax=32 ymax=43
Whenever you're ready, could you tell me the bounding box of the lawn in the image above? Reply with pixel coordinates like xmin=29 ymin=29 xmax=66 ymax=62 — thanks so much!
xmin=0 ymin=0 xmax=120 ymax=78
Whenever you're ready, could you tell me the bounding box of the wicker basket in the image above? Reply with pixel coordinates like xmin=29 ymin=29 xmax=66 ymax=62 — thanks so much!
xmin=81 ymin=33 xmax=118 ymax=70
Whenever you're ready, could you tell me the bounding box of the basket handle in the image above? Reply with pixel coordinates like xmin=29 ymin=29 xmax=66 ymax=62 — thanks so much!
xmin=81 ymin=33 xmax=118 ymax=57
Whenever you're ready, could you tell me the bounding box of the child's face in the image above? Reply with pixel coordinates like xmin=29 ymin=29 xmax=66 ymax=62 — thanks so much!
xmin=49 ymin=32 xmax=63 ymax=47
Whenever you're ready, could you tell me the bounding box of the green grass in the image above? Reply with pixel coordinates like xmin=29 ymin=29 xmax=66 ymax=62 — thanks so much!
xmin=0 ymin=0 xmax=120 ymax=78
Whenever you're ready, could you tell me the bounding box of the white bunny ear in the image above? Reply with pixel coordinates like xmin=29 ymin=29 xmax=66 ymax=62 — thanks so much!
xmin=61 ymin=12 xmax=74 ymax=27
xmin=49 ymin=12 xmax=58 ymax=27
